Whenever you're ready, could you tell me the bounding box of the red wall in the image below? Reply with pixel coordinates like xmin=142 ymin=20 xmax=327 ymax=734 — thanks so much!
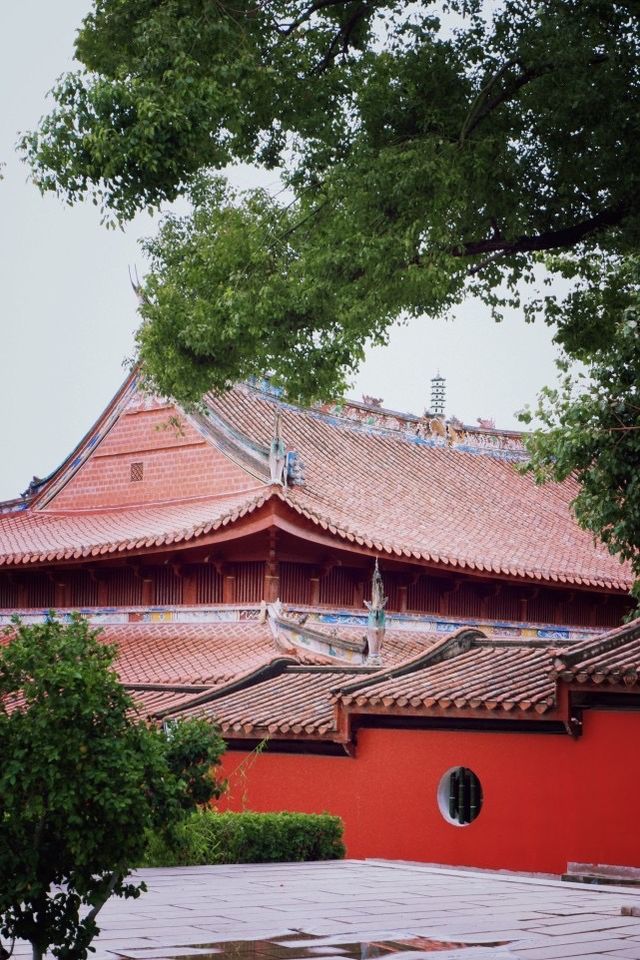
xmin=219 ymin=711 xmax=640 ymax=874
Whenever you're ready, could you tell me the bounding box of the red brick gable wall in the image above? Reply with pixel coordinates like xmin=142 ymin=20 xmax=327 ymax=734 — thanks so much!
xmin=47 ymin=404 xmax=259 ymax=510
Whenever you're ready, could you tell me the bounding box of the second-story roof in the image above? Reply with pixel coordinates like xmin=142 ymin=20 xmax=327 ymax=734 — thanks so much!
xmin=0 ymin=373 xmax=632 ymax=591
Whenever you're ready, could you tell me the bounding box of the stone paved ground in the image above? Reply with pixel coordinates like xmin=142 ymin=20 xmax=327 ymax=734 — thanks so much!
xmin=11 ymin=860 xmax=640 ymax=960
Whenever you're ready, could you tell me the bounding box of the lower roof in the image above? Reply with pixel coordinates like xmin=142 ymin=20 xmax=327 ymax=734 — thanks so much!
xmin=160 ymin=616 xmax=640 ymax=745
xmin=4 ymin=606 xmax=640 ymax=740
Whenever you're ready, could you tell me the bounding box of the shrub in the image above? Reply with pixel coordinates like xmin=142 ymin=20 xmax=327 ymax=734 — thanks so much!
xmin=0 ymin=617 xmax=226 ymax=960
xmin=143 ymin=810 xmax=345 ymax=866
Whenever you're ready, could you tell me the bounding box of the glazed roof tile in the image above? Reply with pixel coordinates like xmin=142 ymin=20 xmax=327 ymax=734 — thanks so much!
xmin=164 ymin=626 xmax=569 ymax=735
xmin=332 ymin=632 xmax=558 ymax=715
xmin=0 ymin=490 xmax=270 ymax=566
xmin=178 ymin=666 xmax=368 ymax=737
xmin=551 ymin=617 xmax=640 ymax=687
xmin=343 ymin=627 xmax=437 ymax=663
xmin=0 ymin=378 xmax=632 ymax=590
xmin=124 ymin=684 xmax=214 ymax=717
xmin=100 ymin=621 xmax=293 ymax=686
xmin=207 ymin=386 xmax=632 ymax=590
xmin=1 ymin=618 xmax=333 ymax=721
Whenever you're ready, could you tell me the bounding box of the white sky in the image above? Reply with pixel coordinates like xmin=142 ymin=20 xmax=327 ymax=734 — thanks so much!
xmin=0 ymin=1 xmax=562 ymax=502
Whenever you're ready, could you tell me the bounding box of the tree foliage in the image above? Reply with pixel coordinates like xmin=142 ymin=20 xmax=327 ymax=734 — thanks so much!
xmin=22 ymin=0 xmax=640 ymax=402
xmin=521 ymin=258 xmax=640 ymax=601
xmin=0 ymin=617 xmax=225 ymax=960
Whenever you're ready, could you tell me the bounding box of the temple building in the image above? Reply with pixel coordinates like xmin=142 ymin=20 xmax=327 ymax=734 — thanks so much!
xmin=1 ymin=370 xmax=638 ymax=875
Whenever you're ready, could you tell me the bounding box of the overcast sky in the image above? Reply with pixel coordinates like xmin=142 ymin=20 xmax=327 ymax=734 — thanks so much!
xmin=0 ymin=2 xmax=562 ymax=502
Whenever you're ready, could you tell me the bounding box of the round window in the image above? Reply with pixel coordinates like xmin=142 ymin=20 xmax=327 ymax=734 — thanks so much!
xmin=437 ymin=766 xmax=483 ymax=826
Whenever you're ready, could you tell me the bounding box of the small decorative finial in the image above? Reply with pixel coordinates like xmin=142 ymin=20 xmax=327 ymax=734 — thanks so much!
xmin=128 ymin=265 xmax=146 ymax=305
xmin=268 ymin=411 xmax=287 ymax=486
xmin=363 ymin=558 xmax=387 ymax=665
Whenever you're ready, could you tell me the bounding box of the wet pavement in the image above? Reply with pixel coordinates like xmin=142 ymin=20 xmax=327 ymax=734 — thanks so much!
xmin=10 ymin=860 xmax=640 ymax=960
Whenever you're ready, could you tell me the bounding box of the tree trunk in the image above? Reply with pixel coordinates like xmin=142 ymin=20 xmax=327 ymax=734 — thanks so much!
xmin=31 ymin=943 xmax=44 ymax=960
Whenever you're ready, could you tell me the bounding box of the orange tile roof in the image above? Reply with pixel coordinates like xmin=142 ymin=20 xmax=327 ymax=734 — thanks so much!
xmin=0 ymin=378 xmax=632 ymax=590
xmin=208 ymin=385 xmax=632 ymax=590
xmin=101 ymin=621 xmax=292 ymax=686
xmin=303 ymin=625 xmax=437 ymax=660
xmin=551 ymin=617 xmax=640 ymax=687
xmin=0 ymin=620 xmax=331 ymax=720
xmin=334 ymin=633 xmax=557 ymax=715
xmin=159 ymin=627 xmax=566 ymax=739
xmin=271 ymin=610 xmax=439 ymax=665
xmin=0 ymin=490 xmax=271 ymax=566
xmin=178 ymin=665 xmax=371 ymax=737
xmin=124 ymin=684 xmax=214 ymax=717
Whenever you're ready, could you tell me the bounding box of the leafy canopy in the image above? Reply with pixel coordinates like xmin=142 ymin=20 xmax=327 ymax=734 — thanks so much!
xmin=0 ymin=616 xmax=225 ymax=960
xmin=522 ymin=258 xmax=640 ymax=602
xmin=23 ymin=0 xmax=640 ymax=403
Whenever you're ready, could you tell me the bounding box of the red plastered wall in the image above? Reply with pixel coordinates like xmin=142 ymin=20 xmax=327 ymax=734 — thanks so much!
xmin=49 ymin=407 xmax=257 ymax=509
xmin=218 ymin=710 xmax=640 ymax=874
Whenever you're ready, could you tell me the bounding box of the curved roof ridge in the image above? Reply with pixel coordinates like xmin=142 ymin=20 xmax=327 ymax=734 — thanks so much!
xmin=238 ymin=380 xmax=528 ymax=460
xmin=552 ymin=616 xmax=640 ymax=671
xmin=331 ymin=627 xmax=486 ymax=699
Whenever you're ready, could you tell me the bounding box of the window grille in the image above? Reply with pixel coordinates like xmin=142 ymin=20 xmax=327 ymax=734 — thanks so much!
xmin=439 ymin=766 xmax=483 ymax=826
xmin=130 ymin=461 xmax=144 ymax=482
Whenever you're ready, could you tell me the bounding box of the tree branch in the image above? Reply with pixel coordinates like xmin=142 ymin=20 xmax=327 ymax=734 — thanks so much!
xmin=84 ymin=871 xmax=122 ymax=926
xmin=461 ymin=62 xmax=553 ymax=143
xmin=309 ymin=1 xmax=370 ymax=73
xmin=283 ymin=0 xmax=355 ymax=35
xmin=460 ymin=53 xmax=608 ymax=144
xmin=459 ymin=58 xmax=519 ymax=146
xmin=457 ymin=201 xmax=629 ymax=262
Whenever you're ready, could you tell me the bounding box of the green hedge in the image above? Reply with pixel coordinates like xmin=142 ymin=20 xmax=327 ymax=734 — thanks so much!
xmin=143 ymin=810 xmax=345 ymax=866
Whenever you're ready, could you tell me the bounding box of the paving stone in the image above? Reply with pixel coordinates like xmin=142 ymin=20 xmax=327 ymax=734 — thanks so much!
xmin=70 ymin=860 xmax=640 ymax=960
xmin=597 ymin=950 xmax=640 ymax=959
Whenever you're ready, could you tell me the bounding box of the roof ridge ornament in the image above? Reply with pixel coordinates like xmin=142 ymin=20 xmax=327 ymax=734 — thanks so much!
xmin=364 ymin=558 xmax=387 ymax=665
xmin=268 ymin=412 xmax=306 ymax=487
xmin=269 ymin=412 xmax=287 ymax=486
xmin=128 ymin=264 xmax=147 ymax=305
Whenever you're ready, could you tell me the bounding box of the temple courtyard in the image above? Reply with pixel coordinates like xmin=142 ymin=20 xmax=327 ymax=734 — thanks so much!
xmin=11 ymin=860 xmax=640 ymax=960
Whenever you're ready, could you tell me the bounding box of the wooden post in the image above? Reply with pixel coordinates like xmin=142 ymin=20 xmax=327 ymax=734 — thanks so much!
xmin=17 ymin=580 xmax=27 ymax=608
xmin=141 ymin=577 xmax=154 ymax=606
xmin=48 ymin=571 xmax=66 ymax=609
xmin=397 ymin=583 xmax=408 ymax=614
xmin=353 ymin=577 xmax=365 ymax=610
xmin=223 ymin=572 xmax=237 ymax=604
xmin=264 ymin=529 xmax=280 ymax=602
xmin=481 ymin=583 xmax=501 ymax=620
xmin=183 ymin=570 xmax=198 ymax=605
xmin=97 ymin=579 xmax=109 ymax=606
xmin=519 ymin=596 xmax=528 ymax=622
xmin=440 ymin=579 xmax=460 ymax=616
xmin=309 ymin=574 xmax=320 ymax=606
xmin=54 ymin=579 xmax=67 ymax=609
xmin=520 ymin=588 xmax=538 ymax=623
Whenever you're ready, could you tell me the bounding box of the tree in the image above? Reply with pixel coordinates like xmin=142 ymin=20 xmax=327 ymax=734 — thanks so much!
xmin=521 ymin=257 xmax=640 ymax=603
xmin=0 ymin=616 xmax=225 ymax=960
xmin=21 ymin=0 xmax=640 ymax=402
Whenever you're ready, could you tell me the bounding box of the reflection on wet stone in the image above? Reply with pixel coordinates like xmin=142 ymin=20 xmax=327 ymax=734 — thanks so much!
xmin=116 ymin=935 xmax=511 ymax=960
